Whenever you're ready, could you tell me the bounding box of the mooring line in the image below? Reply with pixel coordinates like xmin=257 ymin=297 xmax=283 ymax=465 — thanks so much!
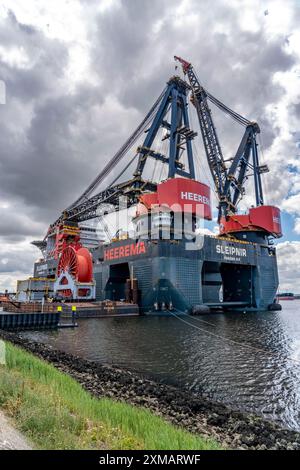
xmin=169 ymin=309 xmax=300 ymax=366
xmin=173 ymin=309 xmax=217 ymax=328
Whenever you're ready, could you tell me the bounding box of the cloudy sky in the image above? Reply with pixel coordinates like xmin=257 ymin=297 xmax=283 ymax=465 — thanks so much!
xmin=0 ymin=0 xmax=299 ymax=292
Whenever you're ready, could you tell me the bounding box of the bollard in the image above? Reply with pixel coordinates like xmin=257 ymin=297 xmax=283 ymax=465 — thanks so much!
xmin=57 ymin=306 xmax=62 ymax=320
xmin=71 ymin=305 xmax=77 ymax=325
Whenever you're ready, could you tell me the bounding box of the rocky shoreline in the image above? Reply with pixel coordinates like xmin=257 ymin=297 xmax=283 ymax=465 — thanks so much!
xmin=1 ymin=330 xmax=300 ymax=450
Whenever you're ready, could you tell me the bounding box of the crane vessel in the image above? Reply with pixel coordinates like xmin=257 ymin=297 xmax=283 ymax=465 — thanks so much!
xmin=25 ymin=57 xmax=282 ymax=314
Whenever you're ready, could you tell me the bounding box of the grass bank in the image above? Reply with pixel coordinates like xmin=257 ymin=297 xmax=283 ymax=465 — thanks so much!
xmin=0 ymin=342 xmax=221 ymax=450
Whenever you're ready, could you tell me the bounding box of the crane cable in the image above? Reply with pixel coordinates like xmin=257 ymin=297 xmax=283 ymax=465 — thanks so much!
xmin=204 ymin=89 xmax=251 ymax=127
xmin=68 ymin=66 xmax=254 ymax=215
xmin=257 ymin=132 xmax=269 ymax=206
xmin=189 ymin=67 xmax=251 ymax=127
xmin=189 ymin=105 xmax=218 ymax=197
xmin=187 ymin=68 xmax=263 ymax=214
xmin=68 ymin=86 xmax=168 ymax=210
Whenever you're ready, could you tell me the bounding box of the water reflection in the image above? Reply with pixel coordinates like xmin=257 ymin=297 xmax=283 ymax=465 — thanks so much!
xmin=22 ymin=301 xmax=300 ymax=430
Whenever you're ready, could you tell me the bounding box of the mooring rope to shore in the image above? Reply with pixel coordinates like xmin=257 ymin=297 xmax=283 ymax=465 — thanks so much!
xmin=169 ymin=308 xmax=300 ymax=366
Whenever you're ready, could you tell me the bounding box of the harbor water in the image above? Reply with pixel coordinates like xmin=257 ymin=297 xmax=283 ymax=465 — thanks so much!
xmin=21 ymin=300 xmax=300 ymax=431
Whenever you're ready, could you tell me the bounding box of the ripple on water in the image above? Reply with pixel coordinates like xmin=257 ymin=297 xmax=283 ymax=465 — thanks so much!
xmin=21 ymin=301 xmax=300 ymax=431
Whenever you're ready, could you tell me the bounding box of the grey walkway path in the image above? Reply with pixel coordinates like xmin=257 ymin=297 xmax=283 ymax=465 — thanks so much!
xmin=0 ymin=410 xmax=32 ymax=450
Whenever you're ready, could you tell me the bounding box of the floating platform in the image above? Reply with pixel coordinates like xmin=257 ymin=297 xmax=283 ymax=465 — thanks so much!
xmin=60 ymin=301 xmax=140 ymax=318
xmin=0 ymin=311 xmax=60 ymax=330
xmin=1 ymin=300 xmax=140 ymax=320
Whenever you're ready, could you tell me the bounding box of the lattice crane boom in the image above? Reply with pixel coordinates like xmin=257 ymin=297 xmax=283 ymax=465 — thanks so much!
xmin=174 ymin=55 xmax=265 ymax=221
xmin=50 ymin=76 xmax=198 ymax=231
xmin=174 ymin=56 xmax=227 ymax=204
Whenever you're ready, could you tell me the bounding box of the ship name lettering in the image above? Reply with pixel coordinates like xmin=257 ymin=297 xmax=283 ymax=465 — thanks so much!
xmin=104 ymin=242 xmax=146 ymax=260
xmin=216 ymin=244 xmax=247 ymax=257
xmin=181 ymin=191 xmax=209 ymax=205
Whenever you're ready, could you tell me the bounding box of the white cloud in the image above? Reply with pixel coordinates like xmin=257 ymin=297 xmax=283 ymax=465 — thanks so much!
xmin=0 ymin=239 xmax=39 ymax=292
xmin=294 ymin=218 xmax=300 ymax=234
xmin=277 ymin=241 xmax=300 ymax=292
xmin=282 ymin=193 xmax=300 ymax=215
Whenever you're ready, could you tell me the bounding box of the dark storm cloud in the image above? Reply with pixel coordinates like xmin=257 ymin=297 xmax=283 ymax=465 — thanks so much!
xmin=292 ymin=102 xmax=300 ymax=119
xmin=0 ymin=249 xmax=37 ymax=273
xmin=0 ymin=10 xmax=36 ymax=44
xmin=92 ymin=0 xmax=172 ymax=111
xmin=0 ymin=12 xmax=108 ymax=225
xmin=0 ymin=207 xmax=45 ymax=242
xmin=91 ymin=0 xmax=294 ymax=106
xmin=0 ymin=0 xmax=299 ymax=247
xmin=90 ymin=0 xmax=296 ymax=157
xmin=0 ymin=11 xmax=68 ymax=103
xmin=0 ymin=85 xmax=108 ymax=222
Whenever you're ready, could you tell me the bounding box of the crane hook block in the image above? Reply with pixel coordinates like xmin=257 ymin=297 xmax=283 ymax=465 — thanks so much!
xmin=174 ymin=55 xmax=191 ymax=73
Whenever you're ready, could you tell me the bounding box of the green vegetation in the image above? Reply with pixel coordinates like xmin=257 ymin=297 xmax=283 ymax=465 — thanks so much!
xmin=0 ymin=342 xmax=221 ymax=450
